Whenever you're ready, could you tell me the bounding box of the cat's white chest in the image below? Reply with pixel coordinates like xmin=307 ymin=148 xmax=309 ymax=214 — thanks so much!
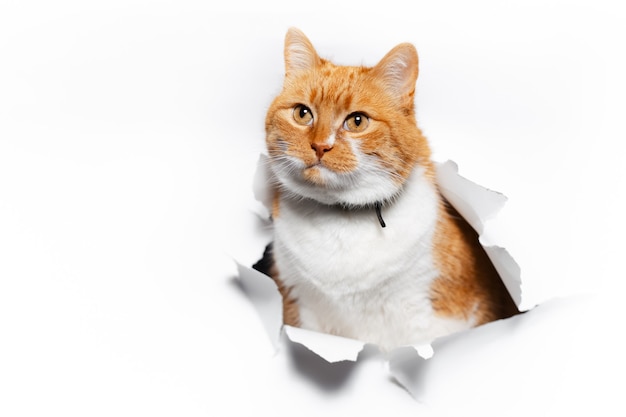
xmin=272 ymin=167 xmax=472 ymax=349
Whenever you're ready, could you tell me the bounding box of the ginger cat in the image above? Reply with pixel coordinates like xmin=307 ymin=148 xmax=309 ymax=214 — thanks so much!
xmin=255 ymin=28 xmax=518 ymax=351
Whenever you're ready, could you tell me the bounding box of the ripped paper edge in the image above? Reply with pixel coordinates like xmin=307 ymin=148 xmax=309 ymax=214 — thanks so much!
xmin=236 ymin=154 xmax=524 ymax=370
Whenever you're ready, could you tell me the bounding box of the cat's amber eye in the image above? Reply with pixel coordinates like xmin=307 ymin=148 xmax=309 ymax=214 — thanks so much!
xmin=293 ymin=104 xmax=314 ymax=126
xmin=343 ymin=112 xmax=369 ymax=132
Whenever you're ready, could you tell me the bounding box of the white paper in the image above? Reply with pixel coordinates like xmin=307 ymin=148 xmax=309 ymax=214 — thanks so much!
xmin=235 ymin=262 xmax=283 ymax=350
xmin=435 ymin=160 xmax=522 ymax=306
xmin=252 ymin=154 xmax=273 ymax=219
xmin=283 ymin=325 xmax=366 ymax=363
xmin=435 ymin=160 xmax=507 ymax=235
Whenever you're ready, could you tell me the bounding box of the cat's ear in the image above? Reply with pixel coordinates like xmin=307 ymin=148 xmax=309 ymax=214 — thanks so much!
xmin=372 ymin=43 xmax=419 ymax=104
xmin=284 ymin=27 xmax=321 ymax=77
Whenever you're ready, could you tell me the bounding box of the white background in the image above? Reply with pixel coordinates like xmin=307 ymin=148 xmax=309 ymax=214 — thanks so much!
xmin=1 ymin=1 xmax=624 ymax=416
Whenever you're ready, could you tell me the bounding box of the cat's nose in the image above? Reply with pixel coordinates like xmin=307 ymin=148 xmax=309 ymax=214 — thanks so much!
xmin=311 ymin=142 xmax=333 ymax=159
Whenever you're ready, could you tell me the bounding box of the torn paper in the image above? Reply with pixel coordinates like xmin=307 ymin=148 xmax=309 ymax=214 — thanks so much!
xmin=235 ymin=153 xmax=524 ymax=393
xmin=436 ymin=160 xmax=522 ymax=306
xmin=283 ymin=325 xmax=366 ymax=363
xmin=235 ymin=262 xmax=283 ymax=350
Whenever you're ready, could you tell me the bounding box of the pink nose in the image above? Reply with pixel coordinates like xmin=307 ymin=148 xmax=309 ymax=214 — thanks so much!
xmin=311 ymin=142 xmax=333 ymax=159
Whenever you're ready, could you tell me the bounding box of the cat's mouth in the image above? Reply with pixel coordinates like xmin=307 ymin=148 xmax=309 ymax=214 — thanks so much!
xmin=305 ymin=160 xmax=324 ymax=168
xmin=304 ymin=159 xmax=331 ymax=174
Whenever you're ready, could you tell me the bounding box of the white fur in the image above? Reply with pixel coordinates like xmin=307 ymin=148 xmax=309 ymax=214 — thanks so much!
xmin=325 ymin=132 xmax=336 ymax=147
xmin=271 ymin=138 xmax=401 ymax=206
xmin=285 ymin=33 xmax=316 ymax=75
xmin=272 ymin=165 xmax=475 ymax=351
xmin=376 ymin=45 xmax=417 ymax=97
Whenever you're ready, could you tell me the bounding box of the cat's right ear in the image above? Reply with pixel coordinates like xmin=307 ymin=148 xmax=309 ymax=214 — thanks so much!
xmin=284 ymin=28 xmax=321 ymax=77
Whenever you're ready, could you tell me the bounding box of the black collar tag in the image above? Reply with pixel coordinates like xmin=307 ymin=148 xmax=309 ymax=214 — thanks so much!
xmin=375 ymin=202 xmax=386 ymax=228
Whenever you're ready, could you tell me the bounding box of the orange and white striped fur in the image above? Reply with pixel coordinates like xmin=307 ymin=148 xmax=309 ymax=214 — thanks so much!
xmin=260 ymin=28 xmax=518 ymax=351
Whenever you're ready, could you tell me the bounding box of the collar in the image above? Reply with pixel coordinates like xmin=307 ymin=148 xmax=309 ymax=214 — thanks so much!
xmin=375 ymin=202 xmax=386 ymax=228
xmin=327 ymin=200 xmax=387 ymax=228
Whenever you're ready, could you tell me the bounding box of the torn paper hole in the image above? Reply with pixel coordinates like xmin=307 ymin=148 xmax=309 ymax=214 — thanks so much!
xmin=435 ymin=160 xmax=522 ymax=307
xmin=235 ymin=154 xmax=524 ymax=393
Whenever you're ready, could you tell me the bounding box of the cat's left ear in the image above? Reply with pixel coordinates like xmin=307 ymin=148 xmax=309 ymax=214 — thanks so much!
xmin=372 ymin=43 xmax=419 ymax=104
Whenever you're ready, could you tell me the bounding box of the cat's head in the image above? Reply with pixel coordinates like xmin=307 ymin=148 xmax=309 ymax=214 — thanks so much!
xmin=265 ymin=28 xmax=432 ymax=207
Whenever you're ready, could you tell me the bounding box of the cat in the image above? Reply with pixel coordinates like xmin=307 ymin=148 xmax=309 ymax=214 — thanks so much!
xmin=254 ymin=28 xmax=518 ymax=351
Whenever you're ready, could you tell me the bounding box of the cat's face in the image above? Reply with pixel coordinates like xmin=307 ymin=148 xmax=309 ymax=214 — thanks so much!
xmin=265 ymin=28 xmax=432 ymax=207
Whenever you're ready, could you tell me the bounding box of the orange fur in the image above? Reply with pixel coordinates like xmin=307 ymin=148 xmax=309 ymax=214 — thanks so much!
xmin=271 ymin=189 xmax=281 ymax=220
xmin=431 ymin=202 xmax=518 ymax=323
xmin=269 ymin=257 xmax=300 ymax=327
xmin=265 ymin=39 xmax=429 ymax=188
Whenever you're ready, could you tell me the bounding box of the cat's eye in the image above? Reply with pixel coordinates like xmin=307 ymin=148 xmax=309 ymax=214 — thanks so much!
xmin=343 ymin=112 xmax=369 ymax=132
xmin=293 ymin=104 xmax=314 ymax=126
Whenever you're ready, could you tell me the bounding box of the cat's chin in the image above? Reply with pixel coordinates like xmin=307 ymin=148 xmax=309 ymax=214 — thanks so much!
xmin=280 ymin=176 xmax=400 ymax=207
xmin=287 ymin=189 xmax=387 ymax=208
xmin=271 ymin=160 xmax=405 ymax=206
